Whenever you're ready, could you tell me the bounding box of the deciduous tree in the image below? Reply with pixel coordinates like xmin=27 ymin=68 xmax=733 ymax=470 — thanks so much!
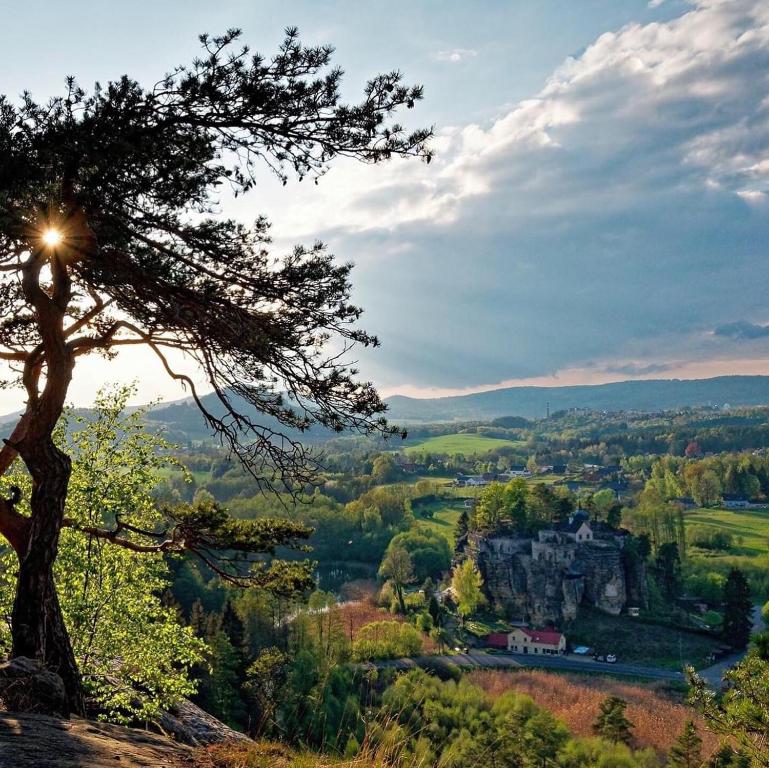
xmin=378 ymin=545 xmax=415 ymax=613
xmin=0 ymin=389 xmax=206 ymax=720
xmin=451 ymin=559 xmax=485 ymax=626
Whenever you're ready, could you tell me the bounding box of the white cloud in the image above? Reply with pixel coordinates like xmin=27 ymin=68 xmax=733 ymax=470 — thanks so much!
xmin=736 ymin=189 xmax=767 ymax=203
xmin=234 ymin=0 xmax=769 ymax=392
xmin=260 ymin=0 xmax=769 ymax=242
xmin=433 ymin=48 xmax=477 ymax=63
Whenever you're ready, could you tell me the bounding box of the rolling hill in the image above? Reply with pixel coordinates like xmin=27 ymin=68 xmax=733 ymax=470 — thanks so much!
xmin=3 ymin=375 xmax=769 ymax=442
xmin=383 ymin=375 xmax=769 ymax=422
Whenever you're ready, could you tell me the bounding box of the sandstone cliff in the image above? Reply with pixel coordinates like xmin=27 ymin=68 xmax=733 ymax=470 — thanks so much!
xmin=459 ymin=527 xmax=647 ymax=626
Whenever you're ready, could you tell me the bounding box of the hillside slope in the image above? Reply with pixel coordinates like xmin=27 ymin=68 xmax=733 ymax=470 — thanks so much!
xmin=3 ymin=375 xmax=768 ymax=439
xmin=384 ymin=375 xmax=769 ymax=421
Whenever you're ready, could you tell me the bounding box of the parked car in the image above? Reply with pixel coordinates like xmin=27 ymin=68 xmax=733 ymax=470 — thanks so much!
xmin=606 ymin=654 xmax=617 ymax=663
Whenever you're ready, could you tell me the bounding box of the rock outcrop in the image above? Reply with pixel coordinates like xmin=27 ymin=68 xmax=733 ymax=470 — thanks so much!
xmin=459 ymin=524 xmax=647 ymax=626
xmin=0 ymin=657 xmax=68 ymax=717
xmin=155 ymin=699 xmax=251 ymax=747
xmin=0 ymin=710 xmax=192 ymax=767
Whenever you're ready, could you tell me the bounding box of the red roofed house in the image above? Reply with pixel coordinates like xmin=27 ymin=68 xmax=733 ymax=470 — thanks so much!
xmin=506 ymin=627 xmax=566 ymax=655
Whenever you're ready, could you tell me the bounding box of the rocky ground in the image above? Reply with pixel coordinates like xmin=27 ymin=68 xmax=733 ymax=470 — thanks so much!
xmin=0 ymin=656 xmax=254 ymax=767
xmin=0 ymin=710 xmax=192 ymax=767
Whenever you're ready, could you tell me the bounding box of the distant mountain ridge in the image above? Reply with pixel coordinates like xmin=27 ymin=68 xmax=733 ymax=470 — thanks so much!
xmin=2 ymin=376 xmax=769 ymax=439
xmin=383 ymin=375 xmax=769 ymax=422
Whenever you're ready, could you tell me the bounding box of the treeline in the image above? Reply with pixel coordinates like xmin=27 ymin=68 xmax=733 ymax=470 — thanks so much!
xmin=468 ymin=479 xmax=623 ymax=535
xmin=638 ymin=452 xmax=769 ymax=506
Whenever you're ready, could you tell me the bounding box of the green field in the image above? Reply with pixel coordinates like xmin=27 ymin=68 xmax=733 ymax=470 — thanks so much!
xmin=405 ymin=433 xmax=524 ymax=456
xmin=685 ymin=508 xmax=769 ymax=555
xmin=414 ymin=500 xmax=462 ymax=545
xmin=684 ymin=507 xmax=769 ymax=597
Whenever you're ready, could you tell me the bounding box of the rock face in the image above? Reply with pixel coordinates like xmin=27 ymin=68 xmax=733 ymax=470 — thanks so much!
xmin=460 ymin=525 xmax=647 ymax=626
xmin=0 ymin=657 xmax=68 ymax=717
xmin=0 ymin=710 xmax=192 ymax=767
xmin=154 ymin=699 xmax=251 ymax=747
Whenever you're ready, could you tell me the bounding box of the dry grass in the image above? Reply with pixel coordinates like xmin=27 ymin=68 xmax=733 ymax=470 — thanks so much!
xmin=190 ymin=739 xmax=419 ymax=768
xmin=189 ymin=741 xmax=362 ymax=768
xmin=468 ymin=669 xmax=721 ymax=758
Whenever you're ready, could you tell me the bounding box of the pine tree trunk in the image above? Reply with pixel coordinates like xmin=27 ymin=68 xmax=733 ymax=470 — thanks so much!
xmin=11 ymin=437 xmax=84 ymax=716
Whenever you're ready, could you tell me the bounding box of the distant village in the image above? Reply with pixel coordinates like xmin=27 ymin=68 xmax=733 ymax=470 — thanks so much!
xmin=398 ymin=456 xmax=768 ymax=510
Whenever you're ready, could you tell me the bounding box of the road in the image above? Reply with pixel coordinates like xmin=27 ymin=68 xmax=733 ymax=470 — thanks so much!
xmin=697 ymin=604 xmax=765 ymax=687
xmin=363 ymin=604 xmax=767 ymax=684
xmin=362 ymin=651 xmax=686 ymax=681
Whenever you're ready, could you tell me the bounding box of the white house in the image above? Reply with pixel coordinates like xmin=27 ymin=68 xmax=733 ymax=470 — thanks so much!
xmin=561 ymin=510 xmax=593 ymax=543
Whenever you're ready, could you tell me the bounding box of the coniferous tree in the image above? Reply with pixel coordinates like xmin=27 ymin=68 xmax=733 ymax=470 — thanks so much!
xmin=690 ymin=645 xmax=769 ymax=768
xmin=456 ymin=508 xmax=469 ymax=538
xmin=708 ymin=745 xmax=750 ymax=768
xmin=189 ymin=599 xmax=208 ymax=637
xmin=722 ymin=568 xmax=753 ymax=650
xmin=606 ymin=501 xmax=623 ymax=529
xmin=668 ymin=721 xmax=703 ymax=768
xmin=220 ymin=599 xmax=246 ymax=652
xmin=593 ymin=696 xmax=634 ymax=745
xmin=0 ymin=28 xmax=430 ymax=711
xmin=656 ymin=542 xmax=683 ymax=601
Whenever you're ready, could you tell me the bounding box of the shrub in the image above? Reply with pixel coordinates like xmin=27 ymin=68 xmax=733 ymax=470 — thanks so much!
xmin=352 ymin=621 xmax=424 ymax=661
xmin=688 ymin=526 xmax=733 ymax=551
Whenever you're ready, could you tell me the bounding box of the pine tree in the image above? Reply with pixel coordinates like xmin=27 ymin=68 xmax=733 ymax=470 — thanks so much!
xmin=0 ymin=27 xmax=429 ymax=711
xmin=669 ymin=721 xmax=703 ymax=768
xmin=456 ymin=508 xmax=469 ymax=538
xmin=722 ymin=568 xmax=753 ymax=650
xmin=655 ymin=542 xmax=682 ymax=601
xmin=189 ymin=599 xmax=207 ymax=637
xmin=709 ymin=746 xmax=750 ymax=768
xmin=593 ymin=696 xmax=634 ymax=745
xmin=220 ymin=600 xmax=246 ymax=651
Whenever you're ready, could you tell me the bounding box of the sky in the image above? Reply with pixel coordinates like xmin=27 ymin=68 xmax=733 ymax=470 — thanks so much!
xmin=0 ymin=0 xmax=768 ymax=410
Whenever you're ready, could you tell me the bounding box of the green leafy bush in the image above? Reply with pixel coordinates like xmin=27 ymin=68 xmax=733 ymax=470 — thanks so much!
xmin=351 ymin=621 xmax=423 ymax=661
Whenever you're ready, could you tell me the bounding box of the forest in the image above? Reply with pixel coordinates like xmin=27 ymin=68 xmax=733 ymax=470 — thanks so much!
xmin=2 ymin=388 xmax=767 ymax=766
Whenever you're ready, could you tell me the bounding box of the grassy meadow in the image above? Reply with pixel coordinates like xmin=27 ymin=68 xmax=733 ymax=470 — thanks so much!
xmin=685 ymin=507 xmax=769 ymax=554
xmin=684 ymin=506 xmax=769 ymax=597
xmin=404 ymin=433 xmax=524 ymax=455
xmin=413 ymin=500 xmax=462 ymax=545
